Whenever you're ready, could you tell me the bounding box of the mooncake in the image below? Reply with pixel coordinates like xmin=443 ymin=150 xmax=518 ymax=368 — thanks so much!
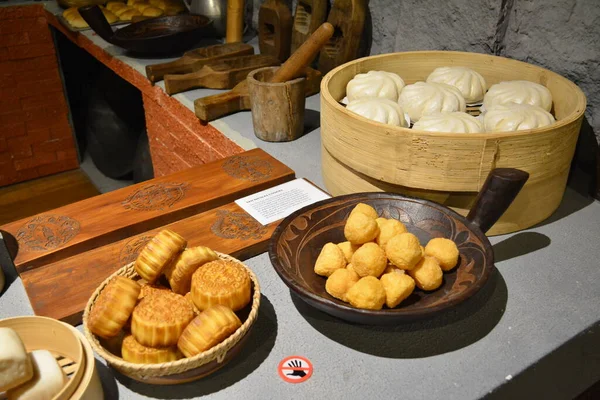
xmin=191 ymin=259 xmax=251 ymax=311
xmin=88 ymin=276 xmax=141 ymax=338
xmin=163 ymin=246 xmax=218 ymax=294
xmin=121 ymin=334 xmax=183 ymax=364
xmin=134 ymin=229 xmax=187 ymax=284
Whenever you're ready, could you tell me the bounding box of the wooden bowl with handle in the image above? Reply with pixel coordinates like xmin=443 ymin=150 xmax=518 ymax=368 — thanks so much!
xmin=269 ymin=168 xmax=528 ymax=324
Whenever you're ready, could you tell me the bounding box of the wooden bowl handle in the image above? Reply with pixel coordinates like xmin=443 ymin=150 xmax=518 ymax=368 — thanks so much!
xmin=269 ymin=22 xmax=334 ymax=83
xmin=466 ymin=168 xmax=530 ymax=234
xmin=79 ymin=5 xmax=116 ymax=44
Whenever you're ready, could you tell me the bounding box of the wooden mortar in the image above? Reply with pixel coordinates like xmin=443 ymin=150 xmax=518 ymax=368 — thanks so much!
xmin=248 ymin=66 xmax=307 ymax=142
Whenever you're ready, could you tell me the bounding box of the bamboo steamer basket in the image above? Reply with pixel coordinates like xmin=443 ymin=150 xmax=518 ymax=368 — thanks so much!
xmin=320 ymin=51 xmax=587 ymax=235
xmin=83 ymin=252 xmax=260 ymax=385
xmin=0 ymin=316 xmax=85 ymax=400
xmin=65 ymin=325 xmax=104 ymax=400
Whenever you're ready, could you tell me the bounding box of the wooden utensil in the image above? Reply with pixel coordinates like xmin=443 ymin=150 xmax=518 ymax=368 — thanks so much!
xmin=318 ymin=0 xmax=367 ymax=74
xmin=225 ymin=0 xmax=244 ymax=43
xmin=194 ymin=67 xmax=322 ymax=121
xmin=269 ymin=168 xmax=529 ymax=325
xmin=0 ymin=149 xmax=294 ymax=274
xmin=258 ymin=0 xmax=293 ymax=62
xmin=291 ymin=0 xmax=328 ymax=54
xmin=145 ymin=42 xmax=254 ymax=84
xmin=163 ymin=54 xmax=280 ymax=95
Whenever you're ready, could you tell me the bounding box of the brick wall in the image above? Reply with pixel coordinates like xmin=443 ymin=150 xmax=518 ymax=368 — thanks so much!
xmin=0 ymin=5 xmax=78 ymax=187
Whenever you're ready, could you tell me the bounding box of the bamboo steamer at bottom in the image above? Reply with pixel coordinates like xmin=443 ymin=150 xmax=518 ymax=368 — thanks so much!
xmin=321 ymin=145 xmax=568 ymax=236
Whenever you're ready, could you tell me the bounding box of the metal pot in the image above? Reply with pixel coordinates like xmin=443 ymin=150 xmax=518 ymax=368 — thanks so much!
xmin=183 ymin=0 xmax=227 ymax=37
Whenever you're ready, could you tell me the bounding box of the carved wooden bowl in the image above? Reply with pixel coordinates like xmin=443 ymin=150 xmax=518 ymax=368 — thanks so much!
xmin=269 ymin=192 xmax=496 ymax=324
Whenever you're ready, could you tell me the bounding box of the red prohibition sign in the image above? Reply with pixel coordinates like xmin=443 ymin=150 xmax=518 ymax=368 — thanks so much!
xmin=278 ymin=356 xmax=313 ymax=383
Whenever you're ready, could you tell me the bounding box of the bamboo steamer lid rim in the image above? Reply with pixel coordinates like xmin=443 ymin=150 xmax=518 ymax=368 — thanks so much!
xmin=320 ymin=50 xmax=587 ymax=139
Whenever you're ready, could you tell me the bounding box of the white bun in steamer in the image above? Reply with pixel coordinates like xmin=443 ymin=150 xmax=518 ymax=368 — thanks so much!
xmin=483 ymin=103 xmax=555 ymax=132
xmin=346 ymin=98 xmax=409 ymax=127
xmin=398 ymin=82 xmax=466 ymax=123
xmin=412 ymin=112 xmax=484 ymax=133
xmin=346 ymin=71 xmax=406 ymax=102
xmin=426 ymin=66 xmax=487 ymax=103
xmin=483 ymin=80 xmax=553 ymax=112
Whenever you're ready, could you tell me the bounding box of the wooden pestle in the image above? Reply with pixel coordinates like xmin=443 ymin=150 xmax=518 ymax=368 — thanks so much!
xmin=226 ymin=0 xmax=244 ymax=43
xmin=269 ymin=22 xmax=334 ymax=83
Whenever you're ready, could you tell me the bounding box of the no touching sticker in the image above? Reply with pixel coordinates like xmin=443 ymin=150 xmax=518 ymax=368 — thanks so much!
xmin=277 ymin=356 xmax=313 ymax=384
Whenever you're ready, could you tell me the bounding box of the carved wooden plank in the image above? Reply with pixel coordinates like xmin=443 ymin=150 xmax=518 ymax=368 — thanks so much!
xmin=20 ymin=201 xmax=280 ymax=325
xmin=1 ymin=149 xmax=294 ymax=273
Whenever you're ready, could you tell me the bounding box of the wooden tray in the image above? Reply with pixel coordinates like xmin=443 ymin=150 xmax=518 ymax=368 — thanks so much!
xmin=1 ymin=148 xmax=293 ymax=274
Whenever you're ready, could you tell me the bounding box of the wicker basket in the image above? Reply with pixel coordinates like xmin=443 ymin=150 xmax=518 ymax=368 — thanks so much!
xmin=320 ymin=51 xmax=587 ymax=235
xmin=0 ymin=316 xmax=86 ymax=400
xmin=83 ymin=253 xmax=261 ymax=384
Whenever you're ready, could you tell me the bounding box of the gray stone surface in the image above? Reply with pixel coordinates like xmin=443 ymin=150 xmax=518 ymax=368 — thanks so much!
xmin=503 ymin=0 xmax=600 ymax=141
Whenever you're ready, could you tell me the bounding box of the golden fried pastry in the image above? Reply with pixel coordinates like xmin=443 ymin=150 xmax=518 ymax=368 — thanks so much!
xmin=191 ymin=259 xmax=251 ymax=311
xmin=185 ymin=292 xmax=201 ymax=315
xmin=325 ymin=268 xmax=360 ymax=302
xmin=127 ymin=0 xmax=136 ymax=5
xmin=63 ymin=7 xmax=78 ymax=19
xmin=69 ymin=15 xmax=89 ymax=29
xmin=121 ymin=334 xmax=183 ymax=364
xmin=134 ymin=3 xmax=151 ymax=12
xmin=314 ymin=242 xmax=346 ymax=277
xmin=337 ymin=241 xmax=359 ymax=263
xmin=164 ymin=246 xmax=218 ymax=294
xmin=425 ymin=238 xmax=459 ymax=271
xmin=385 ymin=232 xmax=422 ymax=270
xmin=143 ymin=6 xmax=164 ymax=16
xmin=164 ymin=5 xmax=183 ymax=15
xmin=346 ymin=276 xmax=386 ymax=310
xmin=138 ymin=283 xmax=169 ymax=300
xmin=149 ymin=0 xmax=167 ymax=8
xmin=383 ymin=263 xmax=405 ymax=275
xmin=89 ymin=276 xmax=141 ymax=338
xmin=119 ymin=8 xmax=142 ymax=21
xmin=131 ymin=291 xmax=194 ymax=347
xmin=114 ymin=5 xmax=133 ymax=16
xmin=350 ymin=203 xmax=378 ymax=219
xmin=380 ymin=272 xmax=415 ymax=308
xmin=376 ymin=218 xmax=408 ymax=249
xmin=134 ymin=229 xmax=186 ymax=284
xmin=408 ymin=256 xmax=443 ymax=291
xmin=106 ymin=1 xmax=128 ymax=12
xmin=102 ymin=8 xmax=118 ymax=23
xmin=177 ymin=305 xmax=241 ymax=357
xmin=351 ymin=242 xmax=387 ymax=278
xmin=347 ymin=263 xmax=357 ymax=274
xmin=344 ymin=211 xmax=379 ymax=245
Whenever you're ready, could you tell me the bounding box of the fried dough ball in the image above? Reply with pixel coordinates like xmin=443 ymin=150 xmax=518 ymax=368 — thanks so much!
xmin=337 ymin=241 xmax=359 ymax=263
xmin=380 ymin=271 xmax=415 ymax=308
xmin=408 ymin=256 xmax=443 ymax=291
xmin=346 ymin=276 xmax=386 ymax=310
xmin=376 ymin=218 xmax=408 ymax=249
xmin=351 ymin=242 xmax=387 ymax=278
xmin=314 ymin=242 xmax=346 ymax=277
xmin=325 ymin=268 xmax=360 ymax=301
xmin=344 ymin=212 xmax=379 ymax=245
xmin=385 ymin=233 xmax=422 ymax=270
xmin=347 ymin=263 xmax=357 ymax=275
xmin=350 ymin=203 xmax=378 ymax=219
xmin=383 ymin=263 xmax=405 ymax=275
xmin=425 ymin=238 xmax=459 ymax=271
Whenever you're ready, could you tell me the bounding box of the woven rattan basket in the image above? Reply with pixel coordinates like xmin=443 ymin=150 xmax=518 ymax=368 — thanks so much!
xmin=320 ymin=51 xmax=587 ymax=235
xmin=83 ymin=252 xmax=260 ymax=384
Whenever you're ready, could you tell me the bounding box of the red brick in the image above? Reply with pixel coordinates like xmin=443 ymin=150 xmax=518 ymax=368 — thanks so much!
xmin=0 ymin=87 xmax=19 ymax=101
xmin=7 ymin=135 xmax=33 ymax=153
xmin=0 ymin=47 xmax=8 ymax=62
xmin=0 ymin=32 xmax=29 ymax=47
xmin=0 ymin=61 xmax=14 ymax=74
xmin=0 ymin=17 xmax=46 ymax=35
xmin=12 ymin=55 xmax=57 ymax=72
xmin=26 ymin=112 xmax=69 ymax=131
xmin=21 ymin=91 xmax=66 ymax=110
xmin=0 ymin=72 xmax=16 ymax=89
xmin=56 ymin=148 xmax=78 ymax=161
xmin=0 ymin=122 xmax=26 ymax=138
xmin=14 ymin=152 xmax=55 ymax=170
xmin=16 ymin=78 xmax=63 ymax=99
xmin=50 ymin=125 xmax=74 ymax=139
xmin=0 ymin=166 xmax=40 ymax=187
xmin=0 ymin=98 xmax=22 ymax=114
xmin=33 ymin=137 xmax=74 ymax=154
xmin=27 ymin=128 xmax=52 ymax=143
xmin=0 ymin=110 xmax=25 ymax=126
xmin=8 ymin=43 xmax=55 ymax=60
xmin=0 ymin=6 xmax=45 ymax=20
xmin=37 ymin=158 xmax=78 ymax=176
xmin=17 ymin=68 xmax=60 ymax=84
xmin=26 ymin=29 xmax=52 ymax=45
xmin=0 ymin=137 xmax=6 ymax=152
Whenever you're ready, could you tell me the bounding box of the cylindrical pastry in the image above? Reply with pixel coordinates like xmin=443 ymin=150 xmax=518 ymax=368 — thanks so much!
xmin=177 ymin=305 xmax=242 ymax=358
xmin=131 ymin=291 xmax=194 ymax=347
xmin=121 ymin=334 xmax=183 ymax=364
xmin=191 ymin=260 xmax=251 ymax=311
xmin=88 ymin=276 xmax=141 ymax=338
xmin=163 ymin=246 xmax=218 ymax=294
xmin=134 ymin=229 xmax=186 ymax=284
